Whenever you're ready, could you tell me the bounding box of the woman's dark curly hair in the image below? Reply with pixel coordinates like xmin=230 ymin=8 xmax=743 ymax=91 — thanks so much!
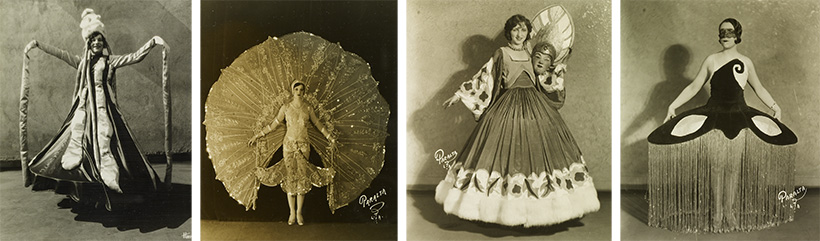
xmin=504 ymin=14 xmax=532 ymax=42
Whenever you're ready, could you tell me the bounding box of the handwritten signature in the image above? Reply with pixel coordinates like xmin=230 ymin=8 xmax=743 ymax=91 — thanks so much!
xmin=434 ymin=149 xmax=458 ymax=170
xmin=359 ymin=188 xmax=387 ymax=223
xmin=777 ymin=186 xmax=807 ymax=209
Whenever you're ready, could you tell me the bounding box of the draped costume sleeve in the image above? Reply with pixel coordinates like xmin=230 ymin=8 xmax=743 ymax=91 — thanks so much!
xmin=105 ymin=38 xmax=160 ymax=103
xmin=35 ymin=42 xmax=84 ymax=98
xmin=37 ymin=42 xmax=81 ymax=69
xmin=455 ymin=49 xmax=505 ymax=120
xmin=109 ymin=38 xmax=158 ymax=68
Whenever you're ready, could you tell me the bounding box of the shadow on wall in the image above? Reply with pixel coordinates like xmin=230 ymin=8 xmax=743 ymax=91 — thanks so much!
xmin=408 ymin=33 xmax=507 ymax=188
xmin=621 ymin=44 xmax=708 ymax=179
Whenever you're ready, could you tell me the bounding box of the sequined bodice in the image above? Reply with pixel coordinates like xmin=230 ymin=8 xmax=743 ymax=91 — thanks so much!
xmin=284 ymin=102 xmax=310 ymax=142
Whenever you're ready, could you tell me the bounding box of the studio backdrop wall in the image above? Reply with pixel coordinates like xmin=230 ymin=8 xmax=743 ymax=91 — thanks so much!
xmin=621 ymin=0 xmax=820 ymax=187
xmin=0 ymin=0 xmax=192 ymax=161
xmin=407 ymin=0 xmax=612 ymax=190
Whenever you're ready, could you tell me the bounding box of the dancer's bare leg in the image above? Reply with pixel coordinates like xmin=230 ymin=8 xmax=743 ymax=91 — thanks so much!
xmin=287 ymin=193 xmax=296 ymax=225
xmin=297 ymin=194 xmax=305 ymax=225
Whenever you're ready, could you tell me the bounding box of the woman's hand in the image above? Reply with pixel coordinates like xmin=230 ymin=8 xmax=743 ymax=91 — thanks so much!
xmin=552 ymin=75 xmax=564 ymax=91
xmin=664 ymin=107 xmax=676 ymax=123
xmin=442 ymin=94 xmax=460 ymax=108
xmin=152 ymin=36 xmax=167 ymax=46
xmin=771 ymin=103 xmax=782 ymax=120
xmin=248 ymin=134 xmax=261 ymax=146
xmin=24 ymin=40 xmax=38 ymax=54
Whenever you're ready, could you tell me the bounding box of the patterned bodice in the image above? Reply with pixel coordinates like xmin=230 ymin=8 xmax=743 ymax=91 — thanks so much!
xmin=499 ymin=47 xmax=536 ymax=89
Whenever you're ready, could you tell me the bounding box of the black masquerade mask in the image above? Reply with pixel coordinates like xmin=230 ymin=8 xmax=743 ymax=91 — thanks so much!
xmin=719 ymin=29 xmax=737 ymax=39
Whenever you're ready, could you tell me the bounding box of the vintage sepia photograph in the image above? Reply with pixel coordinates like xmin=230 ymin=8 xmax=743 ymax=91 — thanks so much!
xmin=200 ymin=1 xmax=397 ymax=240
xmin=406 ymin=0 xmax=612 ymax=240
xmin=620 ymin=0 xmax=820 ymax=240
xmin=0 ymin=0 xmax=192 ymax=240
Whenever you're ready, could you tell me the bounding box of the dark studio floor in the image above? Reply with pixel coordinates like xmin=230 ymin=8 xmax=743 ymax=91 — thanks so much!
xmin=406 ymin=190 xmax=612 ymax=240
xmin=621 ymin=188 xmax=820 ymax=240
xmin=0 ymin=160 xmax=192 ymax=240
xmin=201 ymin=220 xmax=397 ymax=240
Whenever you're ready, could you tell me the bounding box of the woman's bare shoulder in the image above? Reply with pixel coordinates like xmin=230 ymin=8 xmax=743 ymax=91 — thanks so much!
xmin=701 ymin=53 xmax=718 ymax=70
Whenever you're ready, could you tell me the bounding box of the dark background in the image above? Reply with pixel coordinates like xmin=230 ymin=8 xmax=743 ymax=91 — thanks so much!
xmin=201 ymin=0 xmax=397 ymax=224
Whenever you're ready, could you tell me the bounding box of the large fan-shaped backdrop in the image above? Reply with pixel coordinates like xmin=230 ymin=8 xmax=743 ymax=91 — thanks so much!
xmin=204 ymin=32 xmax=389 ymax=212
xmin=530 ymin=5 xmax=574 ymax=64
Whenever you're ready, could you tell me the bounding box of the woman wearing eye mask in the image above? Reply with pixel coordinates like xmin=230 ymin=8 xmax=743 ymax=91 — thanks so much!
xmin=647 ymin=18 xmax=798 ymax=232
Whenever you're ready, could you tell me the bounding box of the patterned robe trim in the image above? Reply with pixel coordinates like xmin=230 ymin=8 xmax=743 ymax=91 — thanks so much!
xmin=435 ymin=161 xmax=600 ymax=227
xmin=444 ymin=162 xmax=593 ymax=199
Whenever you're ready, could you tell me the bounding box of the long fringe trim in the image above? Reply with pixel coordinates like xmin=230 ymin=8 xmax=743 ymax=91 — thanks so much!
xmin=648 ymin=129 xmax=796 ymax=233
xmin=435 ymin=178 xmax=600 ymax=227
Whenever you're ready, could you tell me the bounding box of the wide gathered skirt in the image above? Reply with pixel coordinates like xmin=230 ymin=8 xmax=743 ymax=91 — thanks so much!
xmin=436 ymin=87 xmax=600 ymax=227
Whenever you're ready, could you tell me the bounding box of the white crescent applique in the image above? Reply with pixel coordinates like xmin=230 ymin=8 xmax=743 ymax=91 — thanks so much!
xmin=751 ymin=115 xmax=782 ymax=136
xmin=732 ymin=62 xmax=748 ymax=89
xmin=671 ymin=115 xmax=708 ymax=137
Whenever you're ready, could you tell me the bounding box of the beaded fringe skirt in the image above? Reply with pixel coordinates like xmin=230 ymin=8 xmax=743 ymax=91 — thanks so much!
xmin=648 ymin=129 xmax=796 ymax=233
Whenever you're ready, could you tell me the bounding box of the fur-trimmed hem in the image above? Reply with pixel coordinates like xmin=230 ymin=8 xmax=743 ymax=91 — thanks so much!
xmin=435 ymin=178 xmax=600 ymax=227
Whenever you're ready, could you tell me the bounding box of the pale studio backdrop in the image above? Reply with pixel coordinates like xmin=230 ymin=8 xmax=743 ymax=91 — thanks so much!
xmin=621 ymin=0 xmax=820 ymax=186
xmin=407 ymin=0 xmax=612 ymax=190
xmin=0 ymin=0 xmax=192 ymax=161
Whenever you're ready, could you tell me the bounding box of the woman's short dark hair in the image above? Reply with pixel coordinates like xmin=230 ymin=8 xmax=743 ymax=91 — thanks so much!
xmin=721 ymin=18 xmax=742 ymax=44
xmin=87 ymin=32 xmax=108 ymax=48
xmin=293 ymin=82 xmax=305 ymax=89
xmin=504 ymin=14 xmax=532 ymax=41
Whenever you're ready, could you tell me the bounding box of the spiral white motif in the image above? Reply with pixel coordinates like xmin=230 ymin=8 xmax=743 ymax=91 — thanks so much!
xmin=732 ymin=62 xmax=748 ymax=88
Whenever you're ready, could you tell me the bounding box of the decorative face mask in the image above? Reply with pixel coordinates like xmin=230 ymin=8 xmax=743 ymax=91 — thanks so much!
xmin=719 ymin=28 xmax=737 ymax=39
